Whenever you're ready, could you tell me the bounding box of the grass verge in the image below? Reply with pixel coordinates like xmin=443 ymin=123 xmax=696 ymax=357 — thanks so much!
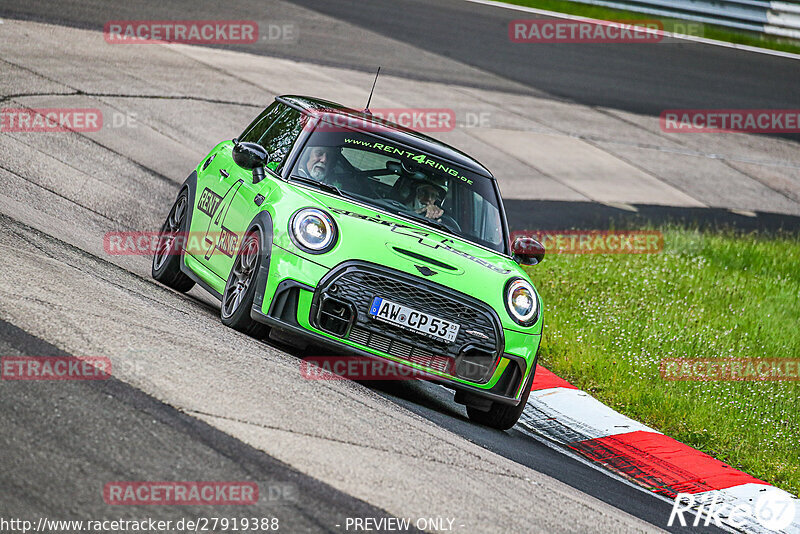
xmin=501 ymin=0 xmax=800 ymax=55
xmin=526 ymin=227 xmax=800 ymax=495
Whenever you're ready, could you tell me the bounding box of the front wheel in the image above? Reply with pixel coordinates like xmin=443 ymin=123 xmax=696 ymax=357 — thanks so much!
xmin=152 ymin=190 xmax=195 ymax=292
xmin=220 ymin=231 xmax=269 ymax=338
xmin=466 ymin=367 xmax=535 ymax=430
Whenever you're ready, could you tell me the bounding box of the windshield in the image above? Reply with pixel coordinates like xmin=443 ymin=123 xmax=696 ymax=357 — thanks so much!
xmin=289 ymin=128 xmax=506 ymax=253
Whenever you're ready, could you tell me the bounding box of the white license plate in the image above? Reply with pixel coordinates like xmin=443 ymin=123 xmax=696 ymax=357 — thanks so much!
xmin=369 ymin=297 xmax=460 ymax=343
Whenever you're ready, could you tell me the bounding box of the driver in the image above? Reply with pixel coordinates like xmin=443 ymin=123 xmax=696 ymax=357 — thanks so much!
xmin=297 ymin=145 xmax=339 ymax=182
xmin=412 ymin=183 xmax=446 ymax=220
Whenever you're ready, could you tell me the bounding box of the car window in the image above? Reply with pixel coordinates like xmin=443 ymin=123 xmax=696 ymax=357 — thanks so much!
xmin=239 ymin=102 xmax=284 ymax=145
xmin=469 ymin=191 xmax=503 ymax=246
xmin=238 ymin=103 xmax=307 ymax=172
xmin=259 ymin=108 xmax=307 ymax=172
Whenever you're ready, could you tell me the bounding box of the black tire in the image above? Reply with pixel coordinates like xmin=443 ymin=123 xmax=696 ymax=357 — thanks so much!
xmin=152 ymin=189 xmax=195 ymax=292
xmin=466 ymin=365 xmax=536 ymax=430
xmin=220 ymin=231 xmax=269 ymax=338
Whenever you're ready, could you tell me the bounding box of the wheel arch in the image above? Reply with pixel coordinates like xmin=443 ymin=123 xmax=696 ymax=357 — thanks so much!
xmin=177 ymin=171 xmax=197 ymax=272
xmin=246 ymin=210 xmax=275 ymax=315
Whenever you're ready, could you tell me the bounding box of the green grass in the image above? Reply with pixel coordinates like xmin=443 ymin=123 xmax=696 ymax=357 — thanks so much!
xmin=505 ymin=0 xmax=800 ymax=55
xmin=526 ymin=227 xmax=800 ymax=495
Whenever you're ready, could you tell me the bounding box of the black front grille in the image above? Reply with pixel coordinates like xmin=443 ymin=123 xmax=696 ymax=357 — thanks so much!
xmin=311 ymin=262 xmax=502 ymax=382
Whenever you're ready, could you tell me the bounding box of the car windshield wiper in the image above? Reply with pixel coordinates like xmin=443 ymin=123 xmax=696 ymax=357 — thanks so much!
xmin=289 ymin=174 xmax=348 ymax=196
xmin=289 ymin=175 xmax=379 ymax=207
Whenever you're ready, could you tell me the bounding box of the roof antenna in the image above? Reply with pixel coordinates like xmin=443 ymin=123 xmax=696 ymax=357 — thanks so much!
xmin=363 ymin=66 xmax=381 ymax=115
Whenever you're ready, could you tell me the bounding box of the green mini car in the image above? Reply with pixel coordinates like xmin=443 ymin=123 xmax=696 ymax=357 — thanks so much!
xmin=152 ymin=96 xmax=544 ymax=430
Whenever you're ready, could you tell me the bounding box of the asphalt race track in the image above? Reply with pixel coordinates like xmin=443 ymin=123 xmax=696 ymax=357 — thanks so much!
xmin=0 ymin=318 xmax=409 ymax=532
xmin=5 ymin=0 xmax=800 ymax=119
xmin=1 ymin=0 xmax=796 ymax=532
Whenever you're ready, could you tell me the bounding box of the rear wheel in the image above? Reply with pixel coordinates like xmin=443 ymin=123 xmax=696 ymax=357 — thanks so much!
xmin=152 ymin=190 xmax=195 ymax=292
xmin=466 ymin=367 xmax=535 ymax=430
xmin=221 ymin=231 xmax=269 ymax=338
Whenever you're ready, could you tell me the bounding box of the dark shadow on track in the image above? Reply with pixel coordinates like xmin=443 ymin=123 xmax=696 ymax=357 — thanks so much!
xmin=505 ymin=199 xmax=800 ymax=232
xmin=284 ymin=0 xmax=800 ymax=142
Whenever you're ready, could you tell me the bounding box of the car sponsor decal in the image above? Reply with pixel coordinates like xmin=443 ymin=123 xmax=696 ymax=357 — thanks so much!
xmin=215 ymin=226 xmax=239 ymax=257
xmin=197 ymin=187 xmax=223 ymax=217
xmin=329 ymin=207 xmax=511 ymax=274
xmin=201 ymin=181 xmax=243 ymax=260
xmin=342 ymin=138 xmax=474 ymax=185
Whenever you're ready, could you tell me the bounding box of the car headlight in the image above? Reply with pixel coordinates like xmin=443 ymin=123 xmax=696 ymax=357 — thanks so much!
xmin=504 ymin=278 xmax=538 ymax=326
xmin=290 ymin=208 xmax=338 ymax=254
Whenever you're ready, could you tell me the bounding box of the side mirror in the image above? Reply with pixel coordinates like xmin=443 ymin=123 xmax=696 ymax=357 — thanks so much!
xmin=232 ymin=141 xmax=269 ymax=184
xmin=511 ymin=236 xmax=545 ymax=266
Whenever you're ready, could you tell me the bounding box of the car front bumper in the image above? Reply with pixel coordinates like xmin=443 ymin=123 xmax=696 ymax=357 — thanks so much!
xmin=251 ymin=244 xmax=540 ymax=406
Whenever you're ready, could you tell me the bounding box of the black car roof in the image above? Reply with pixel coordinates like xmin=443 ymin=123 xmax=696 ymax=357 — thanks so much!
xmin=277 ymin=95 xmax=494 ymax=179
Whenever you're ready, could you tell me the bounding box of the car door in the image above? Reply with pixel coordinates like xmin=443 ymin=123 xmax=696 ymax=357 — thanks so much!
xmin=187 ymin=145 xmax=239 ymax=283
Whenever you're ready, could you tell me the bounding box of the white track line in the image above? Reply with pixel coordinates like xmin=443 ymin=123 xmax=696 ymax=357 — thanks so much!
xmin=526 ymin=387 xmax=660 ymax=440
xmin=463 ymin=0 xmax=800 ymax=60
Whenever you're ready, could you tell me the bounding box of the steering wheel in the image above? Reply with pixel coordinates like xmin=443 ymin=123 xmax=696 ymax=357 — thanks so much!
xmin=438 ymin=214 xmax=462 ymax=233
xmin=355 ymin=168 xmax=395 ymax=182
xmin=376 ymin=198 xmax=408 ymax=210
xmin=328 ymin=170 xmax=354 ymax=183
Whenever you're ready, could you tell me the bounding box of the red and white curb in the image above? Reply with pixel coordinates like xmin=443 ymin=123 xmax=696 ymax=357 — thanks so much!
xmin=518 ymin=367 xmax=800 ymax=533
